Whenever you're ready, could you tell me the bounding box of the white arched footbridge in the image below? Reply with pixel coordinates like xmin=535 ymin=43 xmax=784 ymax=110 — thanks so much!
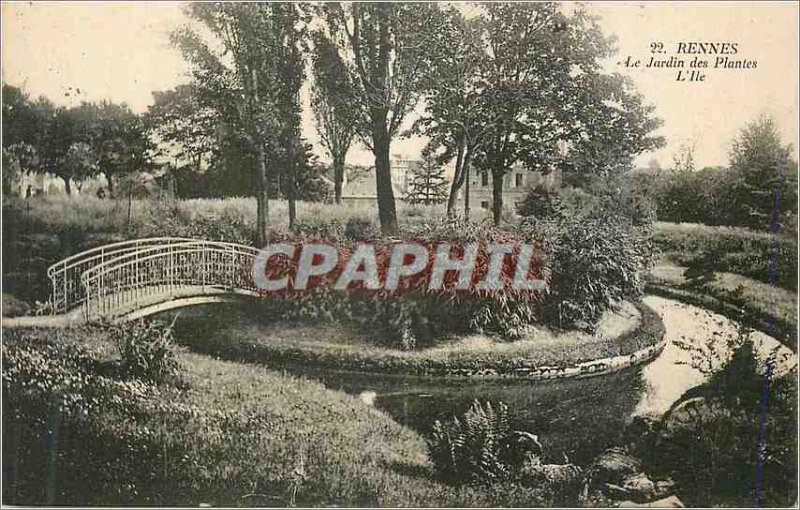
xmin=46 ymin=238 xmax=263 ymax=322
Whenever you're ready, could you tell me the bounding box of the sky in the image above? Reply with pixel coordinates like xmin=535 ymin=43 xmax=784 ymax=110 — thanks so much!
xmin=2 ymin=1 xmax=798 ymax=169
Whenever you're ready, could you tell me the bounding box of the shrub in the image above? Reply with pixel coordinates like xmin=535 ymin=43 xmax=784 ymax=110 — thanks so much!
xmin=542 ymin=217 xmax=650 ymax=330
xmin=643 ymin=330 xmax=797 ymax=507
xmin=343 ymin=216 xmax=378 ymax=241
xmin=109 ymin=319 xmax=180 ymax=384
xmin=2 ymin=328 xmax=155 ymax=420
xmin=555 ymin=175 xmax=657 ymax=227
xmin=2 ymin=293 xmax=30 ymax=317
xmin=650 ymin=163 xmax=798 ymax=232
xmin=140 ymin=199 xmax=254 ymax=244
xmin=517 ymin=185 xmax=561 ymax=220
xmin=428 ymin=400 xmax=541 ymax=485
xmin=257 ymin=220 xmax=549 ymax=347
xmin=653 ymin=222 xmax=797 ymax=290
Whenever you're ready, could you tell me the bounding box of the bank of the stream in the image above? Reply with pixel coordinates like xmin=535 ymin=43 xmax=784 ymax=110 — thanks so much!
xmin=168 ymin=300 xmax=664 ymax=379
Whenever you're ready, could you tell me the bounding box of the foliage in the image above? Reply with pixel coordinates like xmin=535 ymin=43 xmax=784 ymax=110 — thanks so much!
xmin=174 ymin=3 xmax=310 ymax=240
xmin=310 ymin=31 xmax=357 ymax=204
xmin=404 ymin=156 xmax=449 ymax=205
xmin=728 ymin=115 xmax=797 ymax=230
xmin=428 ymin=400 xmax=546 ymax=486
xmin=653 ymin=222 xmax=797 ymax=291
xmin=2 ymin=328 xmax=155 ymax=425
xmin=411 ymin=6 xmax=486 ymax=216
xmin=2 ymin=84 xmax=51 ymax=148
xmin=648 ymin=117 xmax=797 ymax=231
xmin=2 ymin=327 xmax=549 ymax=507
xmin=465 ymin=3 xmax=664 ymax=225
xmin=1 ymin=293 xmax=31 ymax=317
xmin=642 ymin=328 xmax=798 ymax=507
xmin=541 ymin=216 xmax=651 ymax=330
xmin=140 ymin=199 xmax=254 ymax=244
xmin=147 ymin=84 xmax=218 ymax=175
xmin=61 ymin=142 xmax=98 ymax=192
xmin=250 ymin=218 xmax=550 ymax=346
xmin=2 ymin=143 xmax=35 ymax=196
xmin=317 ymin=2 xmax=445 ymax=234
xmin=2 ymin=83 xmax=154 ymax=195
xmin=564 ymin=173 xmax=657 ymax=227
xmin=517 ymin=185 xmax=562 ymax=220
xmin=108 ymin=319 xmax=181 ymax=384
xmin=343 ymin=216 xmax=378 ymax=241
xmin=81 ymin=101 xmax=155 ymax=194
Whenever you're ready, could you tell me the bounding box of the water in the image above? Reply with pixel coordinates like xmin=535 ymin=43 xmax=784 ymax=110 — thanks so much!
xmin=634 ymin=296 xmax=795 ymax=417
xmin=167 ymin=296 xmax=796 ymax=466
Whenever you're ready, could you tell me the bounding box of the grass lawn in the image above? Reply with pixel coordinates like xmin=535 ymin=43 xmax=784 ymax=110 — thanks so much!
xmin=3 ymin=325 xmax=562 ymax=507
xmin=653 ymin=221 xmax=797 ymax=291
xmin=167 ymin=300 xmax=663 ymax=377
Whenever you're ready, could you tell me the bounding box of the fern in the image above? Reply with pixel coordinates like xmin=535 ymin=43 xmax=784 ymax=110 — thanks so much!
xmin=428 ymin=400 xmax=532 ymax=485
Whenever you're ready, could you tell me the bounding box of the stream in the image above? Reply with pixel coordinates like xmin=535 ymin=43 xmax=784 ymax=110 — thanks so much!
xmin=168 ymin=295 xmax=796 ymax=466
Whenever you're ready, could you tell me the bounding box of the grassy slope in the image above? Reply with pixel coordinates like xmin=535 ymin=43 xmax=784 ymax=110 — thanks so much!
xmin=169 ymin=301 xmax=663 ymax=377
xmin=653 ymin=221 xmax=797 ymax=291
xmin=2 ymin=326 xmax=548 ymax=507
xmin=648 ymin=261 xmax=797 ymax=350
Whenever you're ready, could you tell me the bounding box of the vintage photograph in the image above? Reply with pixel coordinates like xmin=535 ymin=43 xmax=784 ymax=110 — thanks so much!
xmin=1 ymin=1 xmax=798 ymax=507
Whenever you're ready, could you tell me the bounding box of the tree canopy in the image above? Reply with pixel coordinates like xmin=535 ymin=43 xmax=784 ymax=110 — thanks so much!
xmin=416 ymin=4 xmax=664 ymax=224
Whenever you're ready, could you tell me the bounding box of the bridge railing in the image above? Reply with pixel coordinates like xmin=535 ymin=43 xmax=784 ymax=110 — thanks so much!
xmin=47 ymin=237 xmax=196 ymax=313
xmin=80 ymin=241 xmax=261 ymax=319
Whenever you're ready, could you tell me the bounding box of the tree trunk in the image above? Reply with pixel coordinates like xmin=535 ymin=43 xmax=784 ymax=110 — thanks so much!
xmin=464 ymin=161 xmax=471 ymax=220
xmin=255 ymin=145 xmax=270 ymax=247
xmin=105 ymin=173 xmax=114 ymax=197
xmin=492 ymin=167 xmax=504 ymax=226
xmin=372 ymin=122 xmax=398 ymax=235
xmin=63 ymin=177 xmax=72 ymax=195
xmin=370 ymin=7 xmax=398 ymax=236
xmin=333 ymin=154 xmax=344 ymax=204
xmin=287 ymin=151 xmax=297 ymax=231
xmin=446 ymin=140 xmax=466 ymax=217
xmin=285 ymin=124 xmax=299 ymax=229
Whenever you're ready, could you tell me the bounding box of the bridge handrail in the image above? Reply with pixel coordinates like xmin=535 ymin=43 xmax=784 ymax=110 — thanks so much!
xmin=46 ymin=237 xmax=197 ymax=278
xmin=80 ymin=245 xmax=262 ymax=319
xmin=79 ymin=241 xmax=260 ymax=282
xmin=81 ymin=245 xmax=255 ymax=280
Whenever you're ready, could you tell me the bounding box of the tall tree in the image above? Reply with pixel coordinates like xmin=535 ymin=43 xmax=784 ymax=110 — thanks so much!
xmin=61 ymin=142 xmax=98 ymax=193
xmin=319 ymin=2 xmax=444 ymax=234
xmin=310 ymin=32 xmax=356 ymax=204
xmin=272 ymin=3 xmax=309 ymax=229
xmin=84 ymin=101 xmax=154 ymax=196
xmin=175 ymin=3 xmax=307 ymax=244
xmin=728 ymin=115 xmax=797 ymax=229
xmin=471 ymin=4 xmax=663 ymax=225
xmin=412 ymin=7 xmax=488 ymax=217
xmin=147 ymin=84 xmax=219 ymax=175
xmin=2 ymin=84 xmax=54 ymax=194
xmin=37 ymin=105 xmax=97 ymax=194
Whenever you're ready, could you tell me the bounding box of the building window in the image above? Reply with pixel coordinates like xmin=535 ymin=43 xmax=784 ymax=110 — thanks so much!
xmin=481 ymin=172 xmax=489 ymax=187
xmin=480 ymin=201 xmax=489 ymax=209
xmin=515 ymin=173 xmax=523 ymax=187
